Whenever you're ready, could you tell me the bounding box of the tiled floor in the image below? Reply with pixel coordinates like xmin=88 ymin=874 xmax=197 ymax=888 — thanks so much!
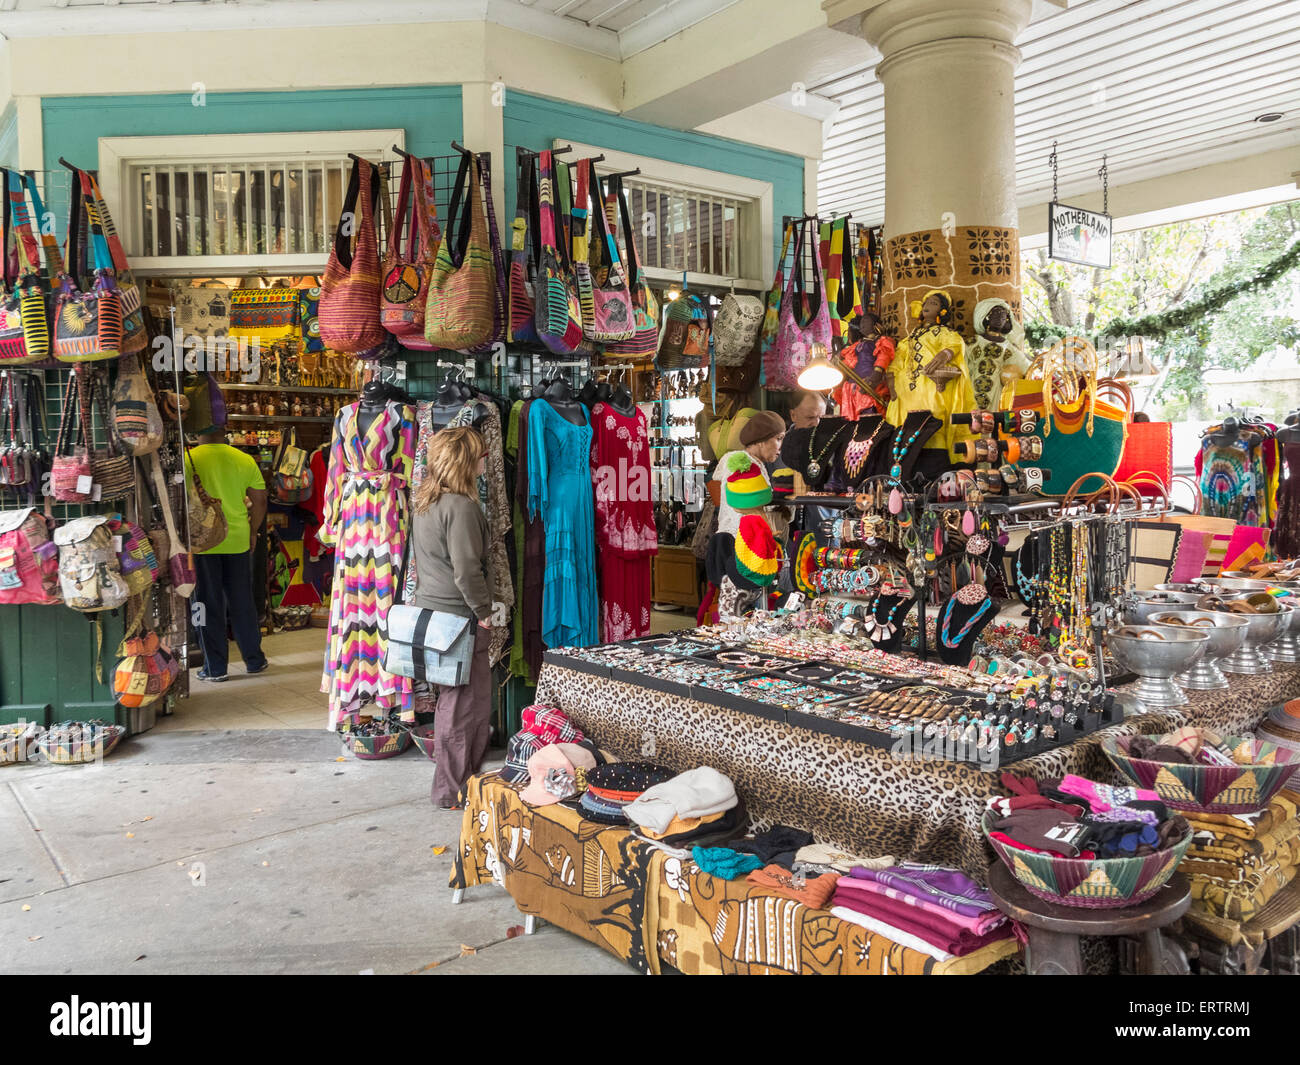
xmin=161 ymin=609 xmax=698 ymax=731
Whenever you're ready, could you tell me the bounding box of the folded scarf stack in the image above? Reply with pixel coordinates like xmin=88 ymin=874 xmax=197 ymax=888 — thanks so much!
xmin=1183 ymin=789 xmax=1300 ymax=922
xmin=831 ymin=862 xmax=1015 ymax=962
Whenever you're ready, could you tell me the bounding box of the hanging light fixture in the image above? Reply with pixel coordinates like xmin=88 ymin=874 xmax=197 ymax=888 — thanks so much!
xmin=797 ymin=342 xmax=888 ymax=407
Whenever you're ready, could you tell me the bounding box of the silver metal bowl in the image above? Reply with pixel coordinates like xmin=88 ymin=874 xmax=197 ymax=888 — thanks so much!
xmin=1124 ymin=591 xmax=1203 ymax=624
xmin=1197 ymin=601 xmax=1290 ymax=675
xmin=1265 ymin=600 xmax=1300 ymax=664
xmin=1155 ymin=582 xmax=1211 ymax=594
xmin=1201 ymin=577 xmax=1276 ymax=595
xmin=1148 ymin=610 xmax=1249 ymax=691
xmin=1106 ymin=624 xmax=1210 ymax=710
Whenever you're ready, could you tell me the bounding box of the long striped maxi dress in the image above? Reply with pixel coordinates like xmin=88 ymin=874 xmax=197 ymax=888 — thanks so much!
xmin=318 ymin=402 xmax=416 ymax=729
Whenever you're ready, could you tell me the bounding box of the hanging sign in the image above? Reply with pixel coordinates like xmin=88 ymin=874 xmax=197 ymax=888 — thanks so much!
xmin=1047 ymin=202 xmax=1112 ymax=269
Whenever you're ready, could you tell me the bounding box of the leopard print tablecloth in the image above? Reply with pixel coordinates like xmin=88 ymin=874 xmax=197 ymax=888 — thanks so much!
xmin=535 ymin=663 xmax=1300 ymax=885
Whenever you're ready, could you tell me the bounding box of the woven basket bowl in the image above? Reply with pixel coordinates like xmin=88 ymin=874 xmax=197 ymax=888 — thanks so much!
xmin=1 ymin=722 xmax=40 ymax=766
xmin=409 ymin=723 xmax=437 ymax=760
xmin=345 ymin=729 xmax=413 ymax=761
xmin=1102 ymin=733 xmax=1299 ymax=815
xmin=982 ymin=810 xmax=1192 ymax=909
xmin=38 ymin=724 xmax=126 ymax=765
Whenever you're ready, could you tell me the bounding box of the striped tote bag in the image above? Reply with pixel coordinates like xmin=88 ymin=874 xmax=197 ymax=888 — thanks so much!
xmin=572 ymin=158 xmax=634 ymax=344
xmin=533 ymin=149 xmax=584 ymax=355
xmin=381 ymin=155 xmax=440 ymax=350
xmin=424 ymin=152 xmax=497 ymax=352
xmin=319 ymin=157 xmax=386 ymax=353
xmin=507 ymin=152 xmax=540 ymax=344
xmin=601 ymin=175 xmax=659 ymax=360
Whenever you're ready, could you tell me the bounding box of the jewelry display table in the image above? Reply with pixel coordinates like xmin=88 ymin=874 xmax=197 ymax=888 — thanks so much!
xmin=533 ymin=660 xmax=1300 ymax=885
xmin=449 ymin=773 xmax=1018 ymax=975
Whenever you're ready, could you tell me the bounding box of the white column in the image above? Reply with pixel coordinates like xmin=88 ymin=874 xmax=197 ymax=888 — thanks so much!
xmin=461 ymin=81 xmax=507 ymax=226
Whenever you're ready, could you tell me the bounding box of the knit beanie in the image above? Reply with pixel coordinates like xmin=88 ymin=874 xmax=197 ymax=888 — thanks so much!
xmin=725 ymin=452 xmax=772 ymax=510
xmin=738 ymin=409 xmax=785 ymax=447
xmin=730 ymin=515 xmax=779 ymax=590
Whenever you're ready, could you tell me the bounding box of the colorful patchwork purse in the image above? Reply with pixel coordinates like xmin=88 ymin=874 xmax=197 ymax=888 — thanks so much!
xmin=533 ymin=149 xmax=584 ymax=355
xmin=53 ymin=175 xmax=123 ymax=364
xmin=0 ymin=169 xmax=55 ymax=366
xmin=507 ymin=151 xmax=540 ymax=344
xmin=83 ymin=169 xmax=146 ymax=357
xmin=572 ymin=158 xmax=634 ymax=343
xmin=765 ymin=218 xmax=831 ymax=391
xmin=424 ymin=151 xmax=499 ymax=352
xmin=600 ymin=174 xmax=660 ymax=360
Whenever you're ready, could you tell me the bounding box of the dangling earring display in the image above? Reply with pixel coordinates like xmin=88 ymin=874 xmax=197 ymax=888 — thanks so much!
xmin=962 ymin=507 xmax=977 ymax=536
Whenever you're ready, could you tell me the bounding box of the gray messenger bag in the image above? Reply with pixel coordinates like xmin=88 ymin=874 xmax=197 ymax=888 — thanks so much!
xmin=381 ymin=604 xmax=475 ymax=686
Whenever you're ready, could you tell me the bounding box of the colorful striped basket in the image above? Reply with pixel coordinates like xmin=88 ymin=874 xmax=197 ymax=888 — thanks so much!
xmin=982 ymin=810 xmax=1192 ymax=909
xmin=38 ymin=722 xmax=126 ymax=765
xmin=1 ymin=722 xmax=40 ymax=766
xmin=1102 ymin=733 xmax=1299 ymax=815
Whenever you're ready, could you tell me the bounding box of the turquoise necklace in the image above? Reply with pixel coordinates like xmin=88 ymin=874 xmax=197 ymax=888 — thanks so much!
xmin=940 ymin=595 xmax=994 ymax=648
xmin=890 ymin=420 xmax=928 ymax=480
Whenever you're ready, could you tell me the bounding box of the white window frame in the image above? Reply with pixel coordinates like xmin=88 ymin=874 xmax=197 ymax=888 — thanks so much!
xmin=562 ymin=141 xmax=773 ymax=292
xmin=98 ymin=129 xmax=406 ymax=276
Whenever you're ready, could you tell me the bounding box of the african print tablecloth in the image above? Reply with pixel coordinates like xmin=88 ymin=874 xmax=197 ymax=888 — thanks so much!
xmin=532 ymin=662 xmax=1300 ymax=885
xmin=451 ymin=774 xmax=1016 ymax=975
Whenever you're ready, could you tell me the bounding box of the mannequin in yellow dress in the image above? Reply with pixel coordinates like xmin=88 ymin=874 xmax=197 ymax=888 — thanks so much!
xmin=886 ymin=290 xmax=974 ymax=466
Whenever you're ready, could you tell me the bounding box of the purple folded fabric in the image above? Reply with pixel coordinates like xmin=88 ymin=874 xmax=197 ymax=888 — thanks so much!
xmin=833 ymin=883 xmax=1013 ymax=957
xmin=838 ymin=875 xmax=1006 ymax=936
xmin=849 ymin=862 xmax=996 ymax=919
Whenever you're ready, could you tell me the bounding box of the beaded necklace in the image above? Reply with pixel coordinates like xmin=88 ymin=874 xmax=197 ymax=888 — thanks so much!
xmin=940 ymin=594 xmax=995 ymax=648
xmin=843 ymin=419 xmax=888 ymax=481
xmin=864 ymin=597 xmax=907 ymax=642
xmin=806 ymin=421 xmax=852 ymax=482
xmin=890 ymin=419 xmax=929 ymax=480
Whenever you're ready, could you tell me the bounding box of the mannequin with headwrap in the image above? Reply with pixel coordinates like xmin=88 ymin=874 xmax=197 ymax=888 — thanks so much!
xmin=968 ymin=297 xmax=1030 ymax=412
xmin=886 ymin=289 xmax=974 ymax=468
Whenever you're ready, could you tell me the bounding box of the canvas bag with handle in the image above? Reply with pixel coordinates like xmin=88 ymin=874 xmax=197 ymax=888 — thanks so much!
xmin=381 ymin=155 xmax=440 ymax=350
xmin=53 ymin=171 xmax=123 ymax=363
xmin=424 ymin=151 xmax=498 ymax=351
xmin=712 ymin=286 xmax=764 ymax=367
xmin=83 ymin=169 xmax=146 ymax=356
xmin=465 ymin=153 xmax=510 ymax=355
xmin=319 ymin=157 xmax=386 ymax=353
xmin=85 ymin=367 xmax=134 ymax=502
xmin=49 ymin=370 xmax=94 ymax=503
xmin=533 ymin=149 xmax=585 ymax=355
xmin=0 ymin=169 xmax=54 ymax=366
xmin=572 ymin=158 xmax=635 ymax=343
xmin=111 ymin=353 xmax=164 ymax=456
xmin=765 ymin=218 xmax=831 ymax=391
xmin=758 ymin=221 xmax=794 ymax=361
xmin=273 ymin=427 xmax=314 ymax=504
xmin=381 ymin=554 xmax=476 ymax=685
xmin=601 ymin=174 xmax=659 ymax=360
xmin=183 ymin=445 xmax=228 ymax=553
xmin=508 ymin=152 xmax=541 ymax=344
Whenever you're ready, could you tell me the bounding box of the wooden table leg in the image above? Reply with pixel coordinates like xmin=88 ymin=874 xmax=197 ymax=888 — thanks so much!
xmin=1140 ymin=929 xmax=1190 ymax=974
xmin=1025 ymin=928 xmax=1083 ymax=975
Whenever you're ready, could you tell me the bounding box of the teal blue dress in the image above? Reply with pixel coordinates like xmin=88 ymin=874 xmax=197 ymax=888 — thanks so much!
xmin=527 ymin=399 xmax=599 ymax=648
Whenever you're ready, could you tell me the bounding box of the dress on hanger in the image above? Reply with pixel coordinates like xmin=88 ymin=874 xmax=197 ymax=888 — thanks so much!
xmin=590 ymin=401 xmax=657 ymax=641
xmin=517 ymin=401 xmax=547 ymax=676
xmin=528 ymin=398 xmax=599 ymax=648
xmin=506 ymin=401 xmax=534 ymax=684
xmin=1277 ymin=442 xmax=1300 ymax=557
xmin=319 ymin=401 xmax=416 ymax=729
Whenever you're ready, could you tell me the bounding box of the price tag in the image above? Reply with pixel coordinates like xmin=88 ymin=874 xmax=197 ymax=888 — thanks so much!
xmin=76 ymin=474 xmax=93 ymax=495
xmin=91 ymin=483 xmax=103 ymax=502
xmin=112 ymin=535 xmax=123 ymax=553
xmin=173 ymin=472 xmax=186 ymax=484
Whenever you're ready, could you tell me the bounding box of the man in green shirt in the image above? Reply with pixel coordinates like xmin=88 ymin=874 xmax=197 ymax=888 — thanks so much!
xmin=187 ymin=431 xmax=269 ymax=682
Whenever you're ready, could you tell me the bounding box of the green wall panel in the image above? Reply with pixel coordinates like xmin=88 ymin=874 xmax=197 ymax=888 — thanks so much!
xmin=502 ymin=90 xmax=805 ymax=270
xmin=0 ymin=605 xmax=123 ymax=728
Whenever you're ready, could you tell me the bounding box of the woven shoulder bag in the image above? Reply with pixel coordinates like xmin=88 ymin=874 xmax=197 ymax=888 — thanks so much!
xmin=319 ymin=157 xmax=386 ymax=353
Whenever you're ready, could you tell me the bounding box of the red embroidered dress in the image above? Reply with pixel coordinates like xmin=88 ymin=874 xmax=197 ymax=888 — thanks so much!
xmin=589 ymin=402 xmax=657 ymax=641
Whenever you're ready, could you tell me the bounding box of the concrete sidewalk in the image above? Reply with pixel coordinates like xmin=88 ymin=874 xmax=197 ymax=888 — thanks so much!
xmin=0 ymin=729 xmax=633 ymax=976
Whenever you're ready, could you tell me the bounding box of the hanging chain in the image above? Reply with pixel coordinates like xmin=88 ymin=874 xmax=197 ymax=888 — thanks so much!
xmin=1098 ymin=154 xmax=1109 ymax=214
xmin=1049 ymin=140 xmax=1059 ymax=202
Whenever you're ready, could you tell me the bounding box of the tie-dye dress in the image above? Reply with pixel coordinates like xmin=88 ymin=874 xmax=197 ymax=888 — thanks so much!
xmin=318 ymin=402 xmax=416 ymax=729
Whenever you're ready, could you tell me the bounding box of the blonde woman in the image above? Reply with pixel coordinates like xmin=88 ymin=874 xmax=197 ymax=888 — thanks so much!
xmin=411 ymin=425 xmax=493 ymax=808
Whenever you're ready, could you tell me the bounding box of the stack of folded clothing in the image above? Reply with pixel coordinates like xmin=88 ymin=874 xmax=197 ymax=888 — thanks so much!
xmin=688 ymin=825 xmax=816 ymax=881
xmin=576 ymin=762 xmax=676 ymax=825
xmin=500 ymin=706 xmax=587 ymax=785
xmin=1183 ymin=789 xmax=1300 ymax=923
xmin=831 ymin=863 xmax=1016 ymax=961
xmin=624 ymin=766 xmax=746 ymax=846
xmin=989 ymin=773 xmax=1190 ymax=859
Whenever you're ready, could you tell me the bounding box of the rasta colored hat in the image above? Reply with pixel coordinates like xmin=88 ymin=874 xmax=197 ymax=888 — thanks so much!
xmin=770 ymin=465 xmax=796 ymax=499
xmin=738 ymin=409 xmax=786 ymax=447
xmin=729 ymin=514 xmax=780 ymax=590
xmin=725 ymin=452 xmax=772 ymax=510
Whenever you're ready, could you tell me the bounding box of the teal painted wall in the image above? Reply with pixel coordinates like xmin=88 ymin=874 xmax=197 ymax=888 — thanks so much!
xmin=0 ymin=102 xmax=18 ymax=169
xmin=502 ymin=90 xmax=804 ymax=271
xmin=41 ymin=84 xmax=463 ymax=180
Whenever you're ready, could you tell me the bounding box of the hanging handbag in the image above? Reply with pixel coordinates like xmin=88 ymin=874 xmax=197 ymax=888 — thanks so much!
xmin=114 ymin=628 xmax=179 ymax=710
xmin=424 ymin=151 xmax=497 ymax=352
xmin=319 ymin=156 xmax=386 ymax=353
xmin=533 ymin=149 xmax=585 ymax=355
xmin=572 ymin=159 xmax=635 ymax=343
xmin=111 ymin=353 xmax=164 ymax=456
xmin=84 ymin=368 xmax=134 ymax=502
xmin=468 ymin=153 xmax=510 ymax=355
xmin=2 ymin=374 xmax=49 ymax=503
xmin=0 ymin=170 xmax=53 ymax=366
xmin=759 ymin=221 xmax=794 ymax=358
xmin=49 ymin=371 xmax=94 ymax=503
xmin=183 ymin=445 xmax=228 ymax=554
xmin=83 ymin=169 xmax=146 ymax=356
xmin=712 ymin=288 xmax=765 ymax=367
xmin=53 ymin=174 xmax=123 ymax=364
xmin=508 ymin=152 xmax=540 ymax=344
xmin=148 ymin=451 xmax=195 ymax=597
xmin=381 ymin=155 xmax=441 ymax=349
xmin=657 ymin=291 xmax=708 ymax=370
xmin=820 ymin=217 xmax=859 ymax=344
xmin=273 ymin=427 xmax=314 ymax=504
xmin=601 ymin=175 xmax=660 ymax=360
xmin=381 ymin=554 xmax=477 ymax=684
xmin=765 ymin=218 xmax=831 ymax=391
xmin=0 ymin=506 xmax=61 ymax=605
